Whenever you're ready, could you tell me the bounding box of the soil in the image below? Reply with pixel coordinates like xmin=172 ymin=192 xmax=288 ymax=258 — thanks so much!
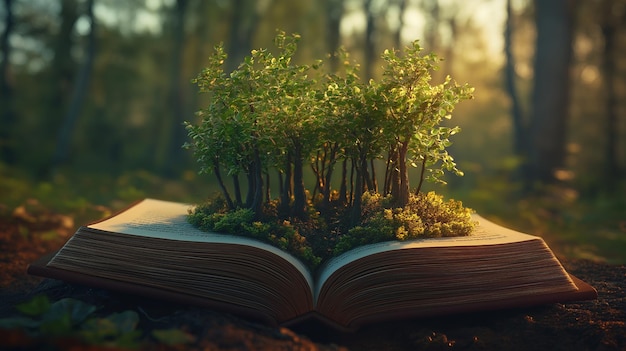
xmin=1 ymin=205 xmax=624 ymax=350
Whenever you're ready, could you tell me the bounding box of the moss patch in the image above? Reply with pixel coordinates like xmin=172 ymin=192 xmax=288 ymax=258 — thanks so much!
xmin=188 ymin=191 xmax=475 ymax=270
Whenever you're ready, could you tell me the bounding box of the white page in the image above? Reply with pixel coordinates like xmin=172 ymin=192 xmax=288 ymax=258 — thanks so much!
xmin=89 ymin=198 xmax=314 ymax=291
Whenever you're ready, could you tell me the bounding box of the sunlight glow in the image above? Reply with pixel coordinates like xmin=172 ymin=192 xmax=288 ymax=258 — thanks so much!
xmin=340 ymin=0 xmax=506 ymax=60
xmin=580 ymin=65 xmax=600 ymax=85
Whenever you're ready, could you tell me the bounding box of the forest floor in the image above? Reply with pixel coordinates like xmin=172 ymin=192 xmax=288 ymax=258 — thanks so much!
xmin=1 ymin=202 xmax=625 ymax=350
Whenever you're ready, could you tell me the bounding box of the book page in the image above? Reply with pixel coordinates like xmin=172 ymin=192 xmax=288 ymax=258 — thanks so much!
xmin=315 ymin=214 xmax=541 ymax=301
xmin=89 ymin=199 xmax=314 ymax=290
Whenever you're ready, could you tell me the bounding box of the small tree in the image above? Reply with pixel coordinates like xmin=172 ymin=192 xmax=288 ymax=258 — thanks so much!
xmin=186 ymin=32 xmax=323 ymax=219
xmin=319 ymin=51 xmax=391 ymax=225
xmin=258 ymin=33 xmax=323 ymax=219
xmin=378 ymin=43 xmax=474 ymax=208
xmin=317 ymin=43 xmax=474 ymax=222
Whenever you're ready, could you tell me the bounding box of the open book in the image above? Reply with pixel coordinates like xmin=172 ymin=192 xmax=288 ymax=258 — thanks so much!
xmin=28 ymin=199 xmax=597 ymax=330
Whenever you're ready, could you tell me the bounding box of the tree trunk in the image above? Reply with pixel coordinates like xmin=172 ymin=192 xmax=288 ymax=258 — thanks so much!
xmin=389 ymin=147 xmax=401 ymax=198
xmin=442 ymin=16 xmax=457 ymax=77
xmin=350 ymin=155 xmax=368 ymax=227
xmin=279 ymin=152 xmax=292 ymax=218
xmin=49 ymin=0 xmax=78 ymax=115
xmin=250 ymin=146 xmax=264 ymax=218
xmin=370 ymin=159 xmax=378 ymax=193
xmin=504 ymin=0 xmax=526 ymax=158
xmin=163 ymin=0 xmax=189 ymax=177
xmin=52 ymin=0 xmax=96 ymax=169
xmin=601 ymin=0 xmax=621 ymax=187
xmin=245 ymin=164 xmax=254 ymax=208
xmin=338 ymin=159 xmax=348 ymax=205
xmin=415 ymin=155 xmax=427 ymax=194
xmin=528 ymin=0 xmax=574 ymax=186
xmin=43 ymin=0 xmax=78 ymax=176
xmin=363 ymin=0 xmax=376 ymax=80
xmin=232 ymin=174 xmax=242 ymax=206
xmin=322 ymin=144 xmax=338 ymax=207
xmin=423 ymin=0 xmax=440 ymax=53
xmin=0 ymin=0 xmax=16 ymax=164
xmin=265 ymin=171 xmax=271 ymax=203
xmin=311 ymin=150 xmax=324 ymax=199
xmin=225 ymin=0 xmax=266 ymax=73
xmin=292 ymin=143 xmax=307 ymax=219
xmin=393 ymin=0 xmax=406 ymax=49
xmin=383 ymin=151 xmax=393 ymax=195
xmin=325 ymin=0 xmax=343 ymax=73
xmin=214 ymin=163 xmax=235 ymax=210
xmin=396 ymin=141 xmax=410 ymax=207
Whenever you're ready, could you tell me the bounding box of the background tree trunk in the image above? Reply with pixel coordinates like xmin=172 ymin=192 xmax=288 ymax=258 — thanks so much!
xmin=42 ymin=0 xmax=78 ymax=176
xmin=442 ymin=16 xmax=457 ymax=77
xmin=162 ymin=0 xmax=189 ymax=177
xmin=504 ymin=0 xmax=526 ymax=158
xmin=0 ymin=0 xmax=16 ymax=165
xmin=600 ymin=0 xmax=622 ymax=188
xmin=528 ymin=0 xmax=575 ymax=186
xmin=325 ymin=0 xmax=343 ymax=73
xmin=422 ymin=0 xmax=440 ymax=53
xmin=226 ymin=0 xmax=265 ymax=73
xmin=52 ymin=0 xmax=96 ymax=170
xmin=363 ymin=0 xmax=376 ymax=80
xmin=393 ymin=0 xmax=406 ymax=49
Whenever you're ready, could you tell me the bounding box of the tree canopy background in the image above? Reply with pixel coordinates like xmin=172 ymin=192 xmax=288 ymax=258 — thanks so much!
xmin=1 ymin=0 xmax=624 ymax=263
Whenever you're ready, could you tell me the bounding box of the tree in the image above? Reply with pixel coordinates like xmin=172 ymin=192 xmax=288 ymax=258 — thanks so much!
xmin=314 ymin=49 xmax=363 ymax=209
xmin=504 ymin=0 xmax=526 ymax=159
xmin=225 ymin=0 xmax=270 ymax=73
xmin=324 ymin=0 xmax=343 ymax=73
xmin=324 ymin=59 xmax=388 ymax=225
xmin=36 ymin=0 xmax=79 ymax=175
xmin=162 ymin=0 xmax=189 ymax=177
xmin=392 ymin=0 xmax=406 ymax=49
xmin=600 ymin=0 xmax=624 ymax=187
xmin=188 ymin=44 xmax=258 ymax=211
xmin=528 ymin=0 xmax=575 ymax=186
xmin=255 ymin=33 xmax=323 ymax=218
xmin=187 ymin=33 xmax=322 ymax=219
xmin=52 ymin=0 xmax=97 ymax=170
xmin=0 ymin=0 xmax=16 ymax=164
xmin=379 ymin=42 xmax=473 ymax=207
xmin=363 ymin=0 xmax=377 ymax=80
xmin=420 ymin=0 xmax=440 ymax=53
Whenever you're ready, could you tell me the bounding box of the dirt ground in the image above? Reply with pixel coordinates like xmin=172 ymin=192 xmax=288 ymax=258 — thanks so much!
xmin=1 ymin=206 xmax=625 ymax=350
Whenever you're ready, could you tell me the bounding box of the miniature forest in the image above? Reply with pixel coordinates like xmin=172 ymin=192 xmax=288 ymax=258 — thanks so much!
xmin=184 ymin=32 xmax=475 ymax=269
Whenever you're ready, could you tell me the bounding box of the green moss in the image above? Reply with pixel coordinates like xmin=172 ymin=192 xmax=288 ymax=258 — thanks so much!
xmin=332 ymin=191 xmax=474 ymax=256
xmin=188 ymin=191 xmax=474 ymax=270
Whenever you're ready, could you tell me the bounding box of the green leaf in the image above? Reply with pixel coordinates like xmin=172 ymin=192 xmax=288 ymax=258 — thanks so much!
xmin=16 ymin=295 xmax=50 ymax=316
xmin=43 ymin=298 xmax=97 ymax=326
xmin=80 ymin=317 xmax=118 ymax=342
xmin=152 ymin=329 xmax=196 ymax=346
xmin=79 ymin=311 xmax=140 ymax=346
xmin=105 ymin=310 xmax=139 ymax=334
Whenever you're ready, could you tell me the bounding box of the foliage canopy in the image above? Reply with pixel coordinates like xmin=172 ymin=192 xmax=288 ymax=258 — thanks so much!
xmin=184 ymin=32 xmax=475 ymax=268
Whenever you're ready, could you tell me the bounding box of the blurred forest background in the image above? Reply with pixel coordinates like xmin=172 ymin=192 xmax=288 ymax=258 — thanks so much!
xmin=1 ymin=0 xmax=625 ymax=263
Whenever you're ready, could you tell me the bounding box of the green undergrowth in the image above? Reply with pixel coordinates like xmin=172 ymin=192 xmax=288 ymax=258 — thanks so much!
xmin=0 ymin=163 xmax=211 ymax=225
xmin=443 ymin=166 xmax=626 ymax=265
xmin=0 ymin=295 xmax=195 ymax=350
xmin=188 ymin=191 xmax=475 ymax=270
